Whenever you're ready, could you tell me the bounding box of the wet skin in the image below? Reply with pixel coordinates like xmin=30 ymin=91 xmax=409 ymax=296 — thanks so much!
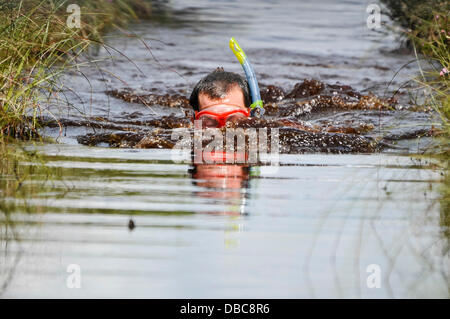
xmin=195 ymin=84 xmax=250 ymax=128
xmin=197 ymin=84 xmax=248 ymax=113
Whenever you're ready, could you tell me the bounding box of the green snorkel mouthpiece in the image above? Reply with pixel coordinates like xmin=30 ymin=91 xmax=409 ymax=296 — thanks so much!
xmin=229 ymin=37 xmax=264 ymax=118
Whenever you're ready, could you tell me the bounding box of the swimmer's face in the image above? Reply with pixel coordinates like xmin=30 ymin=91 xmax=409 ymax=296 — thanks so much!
xmin=196 ymin=84 xmax=249 ymax=127
xmin=198 ymin=84 xmax=247 ymax=113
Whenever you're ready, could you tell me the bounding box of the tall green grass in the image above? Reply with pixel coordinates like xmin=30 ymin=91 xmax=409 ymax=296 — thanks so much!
xmin=383 ymin=0 xmax=449 ymax=220
xmin=0 ymin=0 xmax=152 ymax=140
xmin=382 ymin=0 xmax=449 ymax=149
xmin=406 ymin=5 xmax=449 ymax=219
xmin=0 ymin=0 xmax=153 ymax=219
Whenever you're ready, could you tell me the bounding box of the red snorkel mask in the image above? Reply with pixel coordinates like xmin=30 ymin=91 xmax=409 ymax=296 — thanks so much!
xmin=194 ymin=105 xmax=250 ymax=128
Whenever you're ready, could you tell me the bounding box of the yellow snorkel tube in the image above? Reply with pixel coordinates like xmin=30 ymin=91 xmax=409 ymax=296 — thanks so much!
xmin=229 ymin=37 xmax=264 ymax=118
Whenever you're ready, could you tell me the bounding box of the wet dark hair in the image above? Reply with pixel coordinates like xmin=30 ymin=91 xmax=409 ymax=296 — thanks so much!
xmin=189 ymin=67 xmax=251 ymax=111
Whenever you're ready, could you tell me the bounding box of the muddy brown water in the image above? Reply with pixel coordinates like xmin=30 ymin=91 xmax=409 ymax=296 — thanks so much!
xmin=1 ymin=0 xmax=448 ymax=298
xmin=38 ymin=0 xmax=437 ymax=154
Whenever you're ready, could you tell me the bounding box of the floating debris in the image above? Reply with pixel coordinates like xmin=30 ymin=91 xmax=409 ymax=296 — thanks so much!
xmin=38 ymin=79 xmax=436 ymax=154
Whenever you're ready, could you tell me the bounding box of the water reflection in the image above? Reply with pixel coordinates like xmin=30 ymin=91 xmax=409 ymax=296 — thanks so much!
xmin=189 ymin=160 xmax=250 ymax=215
xmin=0 ymin=146 xmax=449 ymax=298
xmin=189 ymin=155 xmax=249 ymax=249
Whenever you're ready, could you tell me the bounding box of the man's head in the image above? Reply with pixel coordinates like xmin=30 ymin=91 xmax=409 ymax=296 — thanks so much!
xmin=189 ymin=68 xmax=251 ymax=127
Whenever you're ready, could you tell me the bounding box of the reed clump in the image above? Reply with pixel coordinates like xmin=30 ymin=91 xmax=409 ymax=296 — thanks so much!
xmin=0 ymin=0 xmax=153 ymax=217
xmin=382 ymin=0 xmax=449 ymax=151
xmin=0 ymin=0 xmax=152 ymax=140
xmin=383 ymin=0 xmax=449 ymax=223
